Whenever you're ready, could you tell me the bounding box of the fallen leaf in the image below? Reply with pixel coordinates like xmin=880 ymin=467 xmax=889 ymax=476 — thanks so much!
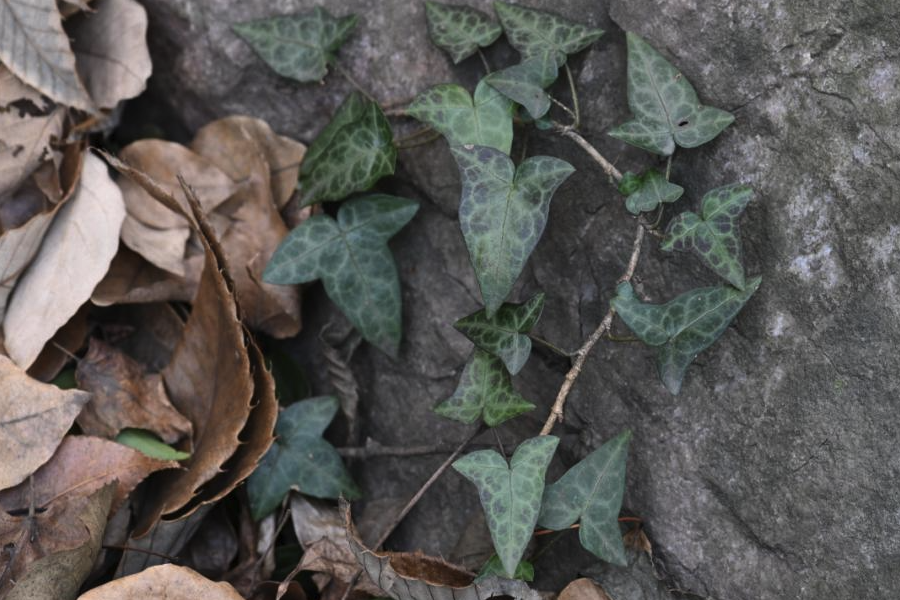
xmin=69 ymin=0 xmax=152 ymax=109
xmin=116 ymin=428 xmax=190 ymax=460
xmin=91 ymin=245 xmax=201 ymax=306
xmin=93 ymin=302 xmax=185 ymax=372
xmin=3 ymin=152 xmax=126 ymax=369
xmin=0 ymin=356 xmax=90 ymax=490
xmin=75 ymin=337 xmax=193 ymax=443
xmin=115 ymin=505 xmax=211 ymax=577
xmin=250 ymin=581 xmax=307 ymax=600
xmin=342 ymin=500 xmax=541 ymax=600
xmin=320 ymin=327 xmax=360 ymax=442
xmin=27 ymin=304 xmax=89 ymax=382
xmin=290 ymin=494 xmax=344 ymax=549
xmin=184 ymin=506 xmax=239 ymax=579
xmin=0 ymin=0 xmax=94 ymax=109
xmin=190 ymin=115 xmax=303 ymax=338
xmin=557 ymin=578 xmax=613 ymax=600
xmin=79 ymin=564 xmax=245 ymax=599
xmin=0 ymin=484 xmax=113 ymax=599
xmin=0 ymin=435 xmax=177 ymax=514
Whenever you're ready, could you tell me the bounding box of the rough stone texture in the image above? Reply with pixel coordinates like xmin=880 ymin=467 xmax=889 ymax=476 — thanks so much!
xmin=136 ymin=1 xmax=900 ymax=598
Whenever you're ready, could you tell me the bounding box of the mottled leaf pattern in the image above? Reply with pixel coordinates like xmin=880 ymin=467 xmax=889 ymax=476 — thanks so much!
xmin=454 ymin=293 xmax=545 ymax=375
xmin=476 ymin=555 xmax=534 ymax=582
xmin=493 ymin=1 xmax=603 ymax=66
xmin=434 ymin=349 xmax=535 ymax=427
xmin=263 ymin=195 xmax=418 ymax=356
xmin=298 ymin=92 xmax=396 ymax=205
xmin=611 ymin=277 xmax=762 ymax=394
xmin=425 ymin=1 xmax=502 ymax=64
xmin=233 ymin=8 xmax=358 ymax=83
xmin=538 ymin=430 xmax=631 ymax=565
xmin=617 ymin=169 xmax=684 ymax=215
xmin=608 ymin=33 xmax=734 ymax=156
xmin=661 ymin=183 xmax=751 ymax=289
xmin=247 ymin=396 xmax=360 ymax=520
xmin=453 ymin=436 xmax=559 ymax=577
xmin=484 ymin=53 xmax=558 ymax=120
xmin=408 ymin=79 xmax=514 ymax=153
xmin=452 ymin=145 xmax=574 ymax=316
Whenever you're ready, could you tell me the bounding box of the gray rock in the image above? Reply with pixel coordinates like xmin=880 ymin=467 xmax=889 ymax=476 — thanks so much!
xmin=136 ymin=0 xmax=900 ymax=598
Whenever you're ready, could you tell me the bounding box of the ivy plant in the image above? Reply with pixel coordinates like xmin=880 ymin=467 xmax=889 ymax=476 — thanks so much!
xmin=424 ymin=1 xmax=502 ymax=64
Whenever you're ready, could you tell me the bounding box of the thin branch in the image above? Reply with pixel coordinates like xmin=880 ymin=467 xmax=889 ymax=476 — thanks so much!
xmin=477 ymin=48 xmax=491 ymax=75
xmin=549 ymin=95 xmax=577 ymax=122
xmin=564 ymin=63 xmax=580 ymax=128
xmin=332 ymin=61 xmax=376 ymax=102
xmin=529 ymin=334 xmax=574 ymax=357
xmin=338 ymin=440 xmax=477 ymax=458
xmin=383 ymin=107 xmax=409 ymax=117
xmin=554 ymin=125 xmax=623 ymax=183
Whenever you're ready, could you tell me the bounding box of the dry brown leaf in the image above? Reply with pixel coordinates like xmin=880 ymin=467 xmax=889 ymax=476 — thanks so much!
xmin=117 ymin=140 xmax=236 ymax=275
xmin=0 ymin=435 xmax=177 ymax=515
xmin=0 ymin=356 xmax=90 ymax=490
xmin=2 ymin=152 xmax=125 ymax=368
xmin=558 ymin=578 xmax=613 ymax=600
xmin=27 ymin=303 xmax=89 ymax=382
xmin=96 ymin=302 xmax=185 ymax=372
xmin=250 ymin=581 xmax=307 ymax=600
xmin=75 ymin=338 xmax=192 ymax=443
xmin=91 ymin=245 xmax=201 ymax=306
xmin=184 ymin=506 xmax=239 ymax=579
xmin=190 ymin=116 xmax=303 ymax=338
xmin=0 ymin=484 xmax=113 ymax=599
xmin=115 ymin=504 xmax=211 ymax=577
xmin=78 ymin=564 xmax=245 ymax=600
xmin=69 ymin=0 xmax=152 ymax=109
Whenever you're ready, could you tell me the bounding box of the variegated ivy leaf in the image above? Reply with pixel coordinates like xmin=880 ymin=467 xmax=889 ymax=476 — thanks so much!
xmin=454 ymin=293 xmax=545 ymax=375
xmin=452 ymin=145 xmax=574 ymax=316
xmin=608 ymin=33 xmax=734 ymax=156
xmin=617 ymin=169 xmax=684 ymax=215
xmin=493 ymin=1 xmax=603 ymax=67
xmin=425 ymin=1 xmax=502 ymax=64
xmin=538 ymin=430 xmax=631 ymax=566
xmin=476 ymin=555 xmax=534 ymax=582
xmin=263 ymin=195 xmax=418 ymax=356
xmin=407 ymin=79 xmax=514 ymax=153
xmin=247 ymin=396 xmax=360 ymax=520
xmin=453 ymin=436 xmax=559 ymax=577
xmin=611 ymin=277 xmax=762 ymax=394
xmin=484 ymin=53 xmax=558 ymax=120
xmin=434 ymin=349 xmax=534 ymax=427
xmin=299 ymin=92 xmax=396 ymax=206
xmin=233 ymin=8 xmax=358 ymax=83
xmin=661 ymin=183 xmax=752 ymax=289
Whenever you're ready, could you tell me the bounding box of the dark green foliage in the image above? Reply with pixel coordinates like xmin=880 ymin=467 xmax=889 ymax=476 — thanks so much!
xmin=483 ymin=53 xmax=558 ymax=119
xmin=454 ymin=293 xmax=545 ymax=375
xmin=493 ymin=1 xmax=603 ymax=66
xmin=425 ymin=1 xmax=502 ymax=64
xmin=618 ymin=169 xmax=684 ymax=215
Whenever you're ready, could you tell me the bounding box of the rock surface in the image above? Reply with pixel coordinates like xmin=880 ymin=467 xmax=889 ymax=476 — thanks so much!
xmin=135 ymin=0 xmax=900 ymax=598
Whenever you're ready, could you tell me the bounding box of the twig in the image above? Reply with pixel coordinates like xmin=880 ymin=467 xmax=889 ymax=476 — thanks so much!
xmin=383 ymin=107 xmax=409 ymax=117
xmin=564 ymin=63 xmax=580 ymax=128
xmin=338 ymin=439 xmax=487 ymax=458
xmin=553 ymin=125 xmax=623 ymax=182
xmin=332 ymin=61 xmax=376 ymax=102
xmin=528 ymin=334 xmax=574 ymax=357
xmin=549 ymin=95 xmax=578 ymax=122
xmin=477 ymin=48 xmax=491 ymax=75
xmin=101 ymin=545 xmax=178 ymax=562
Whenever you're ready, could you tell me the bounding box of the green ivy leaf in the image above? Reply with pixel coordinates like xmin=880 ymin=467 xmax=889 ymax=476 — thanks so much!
xmin=424 ymin=1 xmax=502 ymax=64
xmin=116 ymin=428 xmax=191 ymax=461
xmin=454 ymin=293 xmax=545 ymax=375
xmin=538 ymin=430 xmax=631 ymax=566
xmin=452 ymin=145 xmax=574 ymax=316
xmin=617 ymin=169 xmax=684 ymax=215
xmin=434 ymin=349 xmax=535 ymax=427
xmin=263 ymin=194 xmax=418 ymax=356
xmin=661 ymin=183 xmax=752 ymax=289
xmin=233 ymin=8 xmax=358 ymax=83
xmin=453 ymin=436 xmax=559 ymax=577
xmin=493 ymin=1 xmax=603 ymax=67
xmin=476 ymin=554 xmax=534 ymax=582
xmin=611 ymin=277 xmax=762 ymax=394
xmin=608 ymin=33 xmax=734 ymax=156
xmin=247 ymin=396 xmax=360 ymax=520
xmin=407 ymin=79 xmax=514 ymax=153
xmin=484 ymin=53 xmax=558 ymax=120
xmin=299 ymin=92 xmax=397 ymax=206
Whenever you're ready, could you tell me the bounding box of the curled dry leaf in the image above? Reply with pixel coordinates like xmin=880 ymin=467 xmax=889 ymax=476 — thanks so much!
xmin=78 ymin=564 xmax=245 ymax=600
xmin=341 ymin=500 xmax=541 ymax=600
xmin=92 ymin=246 xmax=201 ymax=306
xmin=75 ymin=337 xmax=193 ymax=444
xmin=27 ymin=303 xmax=89 ymax=382
xmin=115 ymin=505 xmax=211 ymax=577
xmin=69 ymin=0 xmax=152 ymax=109
xmin=0 ymin=435 xmax=178 ymax=515
xmin=557 ymin=578 xmax=613 ymax=600
xmin=3 ymin=152 xmax=126 ymax=369
xmin=0 ymin=355 xmax=90 ymax=491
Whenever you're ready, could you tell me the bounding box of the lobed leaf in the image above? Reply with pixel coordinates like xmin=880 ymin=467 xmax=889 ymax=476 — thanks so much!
xmin=264 ymin=194 xmax=418 ymax=356
xmin=247 ymin=396 xmax=360 ymax=520
xmin=611 ymin=277 xmax=762 ymax=394
xmin=661 ymin=183 xmax=752 ymax=289
xmin=408 ymin=79 xmax=514 ymax=153
xmin=483 ymin=53 xmax=558 ymax=120
xmin=452 ymin=436 xmax=559 ymax=577
xmin=298 ymin=92 xmax=396 ymax=205
xmin=233 ymin=7 xmax=358 ymax=83
xmin=425 ymin=1 xmax=502 ymax=64
xmin=608 ymin=33 xmax=734 ymax=156
xmin=493 ymin=1 xmax=603 ymax=66
xmin=434 ymin=349 xmax=535 ymax=427
xmin=452 ymin=145 xmax=574 ymax=316
xmin=476 ymin=555 xmax=534 ymax=582
xmin=618 ymin=169 xmax=684 ymax=215
xmin=454 ymin=292 xmax=545 ymax=375
xmin=538 ymin=430 xmax=631 ymax=565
